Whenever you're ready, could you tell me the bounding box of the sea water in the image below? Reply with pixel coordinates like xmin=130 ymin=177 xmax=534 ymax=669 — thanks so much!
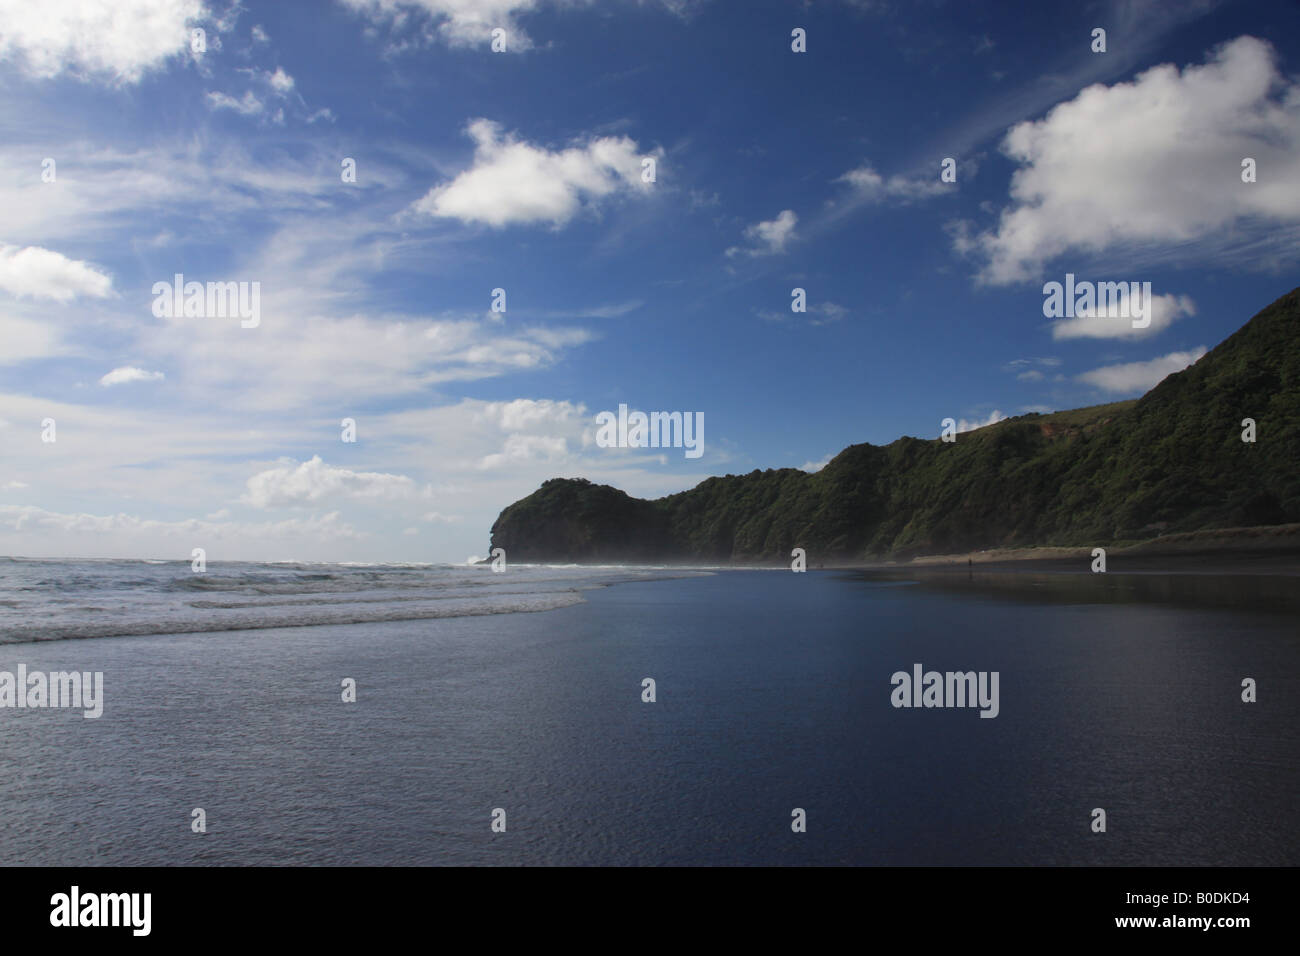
xmin=0 ymin=560 xmax=1294 ymax=865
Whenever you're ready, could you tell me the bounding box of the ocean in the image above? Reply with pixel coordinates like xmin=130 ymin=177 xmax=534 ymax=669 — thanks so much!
xmin=0 ymin=558 xmax=1295 ymax=865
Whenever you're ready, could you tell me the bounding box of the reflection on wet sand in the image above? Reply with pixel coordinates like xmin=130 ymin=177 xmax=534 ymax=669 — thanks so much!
xmin=858 ymin=565 xmax=1300 ymax=612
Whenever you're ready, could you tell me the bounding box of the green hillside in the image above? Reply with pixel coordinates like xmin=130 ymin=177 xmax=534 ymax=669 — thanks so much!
xmin=489 ymin=286 xmax=1300 ymax=563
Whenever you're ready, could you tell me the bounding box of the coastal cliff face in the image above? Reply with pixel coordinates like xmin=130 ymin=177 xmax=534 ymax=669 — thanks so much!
xmin=489 ymin=287 xmax=1300 ymax=564
xmin=489 ymin=478 xmax=674 ymax=562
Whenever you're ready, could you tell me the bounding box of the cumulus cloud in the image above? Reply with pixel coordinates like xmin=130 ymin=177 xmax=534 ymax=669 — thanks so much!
xmin=0 ymin=0 xmax=207 ymax=83
xmin=1078 ymin=347 xmax=1209 ymax=394
xmin=0 ymin=245 xmax=113 ymax=301
xmin=1050 ymin=292 xmax=1196 ymax=340
xmin=800 ymin=456 xmax=831 ymax=473
xmin=475 ymin=398 xmax=586 ymax=432
xmin=727 ymin=209 xmax=797 ymax=257
xmin=957 ymin=409 xmax=1008 ymax=433
xmin=206 ymin=69 xmax=295 ymax=121
xmin=968 ymin=36 xmax=1300 ymax=283
xmin=267 ymin=67 xmax=294 ymax=93
xmin=100 ymin=366 xmax=165 ymax=386
xmin=243 ymin=456 xmax=417 ymax=507
xmin=411 ymin=119 xmax=658 ymax=228
xmin=477 ymin=433 xmax=569 ymax=470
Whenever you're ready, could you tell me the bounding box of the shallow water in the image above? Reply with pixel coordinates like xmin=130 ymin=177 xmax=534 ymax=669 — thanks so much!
xmin=0 ymin=566 xmax=1294 ymax=865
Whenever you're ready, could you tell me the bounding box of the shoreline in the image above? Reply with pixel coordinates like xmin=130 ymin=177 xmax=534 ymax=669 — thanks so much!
xmin=878 ymin=523 xmax=1300 ymax=575
xmin=575 ymin=524 xmax=1300 ymax=576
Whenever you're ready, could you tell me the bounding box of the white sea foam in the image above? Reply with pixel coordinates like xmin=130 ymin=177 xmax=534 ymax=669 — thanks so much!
xmin=0 ymin=559 xmax=710 ymax=645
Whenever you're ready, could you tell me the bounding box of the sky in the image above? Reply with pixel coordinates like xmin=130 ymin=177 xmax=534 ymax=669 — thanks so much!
xmin=1 ymin=0 xmax=1298 ymax=563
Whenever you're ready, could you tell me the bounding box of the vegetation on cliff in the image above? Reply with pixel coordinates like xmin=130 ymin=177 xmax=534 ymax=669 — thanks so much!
xmin=490 ymin=287 xmax=1300 ymax=563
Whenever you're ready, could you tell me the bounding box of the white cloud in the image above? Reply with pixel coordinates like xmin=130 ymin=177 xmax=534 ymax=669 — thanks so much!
xmin=150 ymin=309 xmax=596 ymax=410
xmin=809 ymin=301 xmax=847 ymax=325
xmin=206 ymin=70 xmax=296 ymax=122
xmin=420 ymin=511 xmax=462 ymax=523
xmin=1004 ymin=357 xmax=1062 ymax=371
xmin=341 ymin=0 xmax=699 ymax=51
xmin=800 ymin=456 xmax=830 ymax=473
xmin=0 ymin=140 xmax=369 ymax=247
xmin=0 ymin=503 xmax=360 ymax=541
xmin=0 ymin=314 xmax=65 ymax=364
xmin=206 ymin=90 xmax=266 ymax=116
xmin=957 ymin=409 xmax=1008 ymax=433
xmin=970 ymin=36 xmax=1300 ymax=283
xmin=340 ymin=0 xmax=541 ymax=50
xmin=411 ymin=118 xmax=658 ymax=228
xmin=475 ymin=398 xmax=586 ymax=432
xmin=545 ymin=300 xmax=643 ymax=319
xmin=477 ymin=433 xmax=569 ymax=470
xmin=0 ymin=388 xmax=717 ymax=562
xmin=1051 ymin=293 xmax=1195 ymax=340
xmin=243 ymin=456 xmax=417 ymax=508
xmin=0 ymin=0 xmax=208 ymax=83
xmin=837 ymin=164 xmax=950 ymax=203
xmin=1078 ymin=347 xmax=1209 ymax=394
xmin=727 ymin=209 xmax=797 ymax=257
xmin=0 ymin=245 xmax=113 ymax=300
xmin=268 ymin=67 xmax=294 ymax=93
xmin=100 ymin=366 xmax=165 ymax=386
xmin=1005 ymin=357 xmax=1063 ymax=383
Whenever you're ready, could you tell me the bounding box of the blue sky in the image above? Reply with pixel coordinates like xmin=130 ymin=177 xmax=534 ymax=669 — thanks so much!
xmin=1 ymin=0 xmax=1298 ymax=562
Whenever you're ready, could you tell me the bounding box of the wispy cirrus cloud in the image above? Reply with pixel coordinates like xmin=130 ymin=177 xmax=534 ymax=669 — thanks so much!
xmin=836 ymin=163 xmax=950 ymax=204
xmin=339 ymin=0 xmax=702 ymax=53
